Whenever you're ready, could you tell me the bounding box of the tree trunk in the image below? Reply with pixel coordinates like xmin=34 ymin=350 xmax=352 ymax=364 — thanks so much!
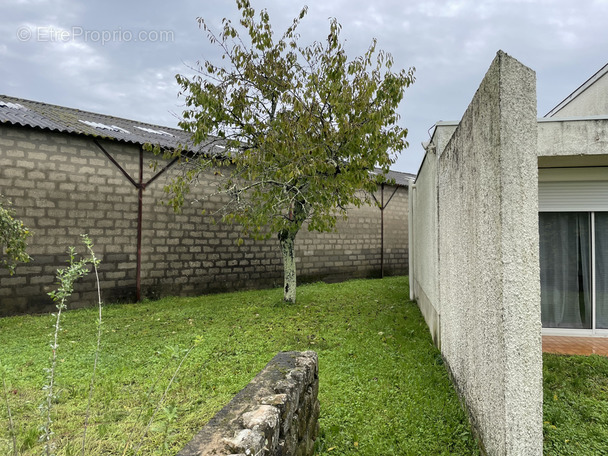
xmin=279 ymin=229 xmax=297 ymax=304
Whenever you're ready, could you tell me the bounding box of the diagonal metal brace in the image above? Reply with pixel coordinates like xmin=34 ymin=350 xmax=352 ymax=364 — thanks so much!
xmin=93 ymin=139 xmax=181 ymax=302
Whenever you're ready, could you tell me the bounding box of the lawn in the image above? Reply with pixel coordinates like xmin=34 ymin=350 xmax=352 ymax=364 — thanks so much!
xmin=543 ymin=353 xmax=608 ymax=455
xmin=0 ymin=276 xmax=480 ymax=455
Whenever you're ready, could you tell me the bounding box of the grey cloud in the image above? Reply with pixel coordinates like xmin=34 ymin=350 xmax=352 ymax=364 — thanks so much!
xmin=2 ymin=0 xmax=608 ymax=172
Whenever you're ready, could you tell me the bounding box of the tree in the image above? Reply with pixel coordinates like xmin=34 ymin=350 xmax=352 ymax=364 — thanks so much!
xmin=0 ymin=197 xmax=31 ymax=275
xmin=166 ymin=0 xmax=414 ymax=303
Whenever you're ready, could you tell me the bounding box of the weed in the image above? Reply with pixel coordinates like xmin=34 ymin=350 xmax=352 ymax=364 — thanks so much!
xmin=81 ymin=236 xmax=102 ymax=456
xmin=41 ymin=237 xmax=96 ymax=456
xmin=1 ymin=236 xmax=199 ymax=456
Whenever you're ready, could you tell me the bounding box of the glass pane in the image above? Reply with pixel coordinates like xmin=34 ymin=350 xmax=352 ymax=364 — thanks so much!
xmin=596 ymin=212 xmax=608 ymax=329
xmin=539 ymin=212 xmax=591 ymax=329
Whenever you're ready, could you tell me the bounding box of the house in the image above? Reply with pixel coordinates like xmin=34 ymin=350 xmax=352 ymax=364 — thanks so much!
xmin=414 ymin=62 xmax=608 ymax=339
xmin=409 ymin=52 xmax=608 ymax=455
xmin=538 ymin=63 xmax=608 ymax=335
xmin=409 ymin=51 xmax=608 ymax=455
xmin=0 ymin=95 xmax=413 ymax=316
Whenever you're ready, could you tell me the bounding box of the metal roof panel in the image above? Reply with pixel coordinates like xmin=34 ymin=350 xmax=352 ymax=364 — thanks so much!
xmin=0 ymin=95 xmax=416 ymax=183
xmin=0 ymin=94 xmax=193 ymax=151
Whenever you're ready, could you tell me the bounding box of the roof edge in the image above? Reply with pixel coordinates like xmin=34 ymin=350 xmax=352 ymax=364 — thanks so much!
xmin=545 ymin=62 xmax=608 ymax=118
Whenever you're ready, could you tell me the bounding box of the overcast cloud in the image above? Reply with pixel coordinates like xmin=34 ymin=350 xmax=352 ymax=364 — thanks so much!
xmin=2 ymin=0 xmax=608 ymax=173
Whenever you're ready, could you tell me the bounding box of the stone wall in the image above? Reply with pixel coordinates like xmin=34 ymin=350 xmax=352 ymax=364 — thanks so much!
xmin=0 ymin=124 xmax=409 ymax=315
xmin=178 ymin=351 xmax=319 ymax=456
xmin=410 ymin=52 xmax=543 ymax=455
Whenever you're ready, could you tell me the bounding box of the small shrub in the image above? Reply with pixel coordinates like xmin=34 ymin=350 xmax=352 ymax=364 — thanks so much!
xmin=0 ymin=196 xmax=31 ymax=275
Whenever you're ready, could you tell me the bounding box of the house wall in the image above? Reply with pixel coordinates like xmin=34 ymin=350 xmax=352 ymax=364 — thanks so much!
xmin=409 ymin=122 xmax=458 ymax=347
xmin=410 ymin=148 xmax=439 ymax=344
xmin=410 ymin=52 xmax=543 ymax=455
xmin=548 ymin=70 xmax=608 ymax=118
xmin=0 ymin=125 xmax=409 ymax=316
xmin=538 ymin=117 xmax=608 ymax=164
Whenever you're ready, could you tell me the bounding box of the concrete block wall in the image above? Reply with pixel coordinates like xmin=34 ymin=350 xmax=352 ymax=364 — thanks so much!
xmin=379 ymin=186 xmax=409 ymax=276
xmin=0 ymin=125 xmax=409 ymax=315
xmin=177 ymin=351 xmax=319 ymax=456
xmin=140 ymin=170 xmax=280 ymax=300
xmin=410 ymin=52 xmax=543 ymax=455
xmin=0 ymin=127 xmax=140 ymax=312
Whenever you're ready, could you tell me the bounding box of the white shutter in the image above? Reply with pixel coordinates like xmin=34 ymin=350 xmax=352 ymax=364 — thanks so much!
xmin=539 ymin=180 xmax=608 ymax=211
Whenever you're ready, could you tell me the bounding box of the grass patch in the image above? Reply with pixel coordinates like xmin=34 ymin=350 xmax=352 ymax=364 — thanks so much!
xmin=543 ymin=353 xmax=608 ymax=455
xmin=0 ymin=276 xmax=479 ymax=455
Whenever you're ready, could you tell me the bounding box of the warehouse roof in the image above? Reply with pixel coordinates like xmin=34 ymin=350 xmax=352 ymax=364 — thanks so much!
xmin=0 ymin=94 xmax=415 ymax=185
xmin=0 ymin=94 xmax=193 ymax=150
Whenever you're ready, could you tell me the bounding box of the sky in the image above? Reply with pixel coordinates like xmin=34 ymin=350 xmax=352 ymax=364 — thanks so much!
xmin=2 ymin=0 xmax=608 ymax=174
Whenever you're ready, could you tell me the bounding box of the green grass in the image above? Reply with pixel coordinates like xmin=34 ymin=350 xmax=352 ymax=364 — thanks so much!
xmin=543 ymin=353 xmax=608 ymax=455
xmin=0 ymin=276 xmax=479 ymax=455
xmin=4 ymin=277 xmax=608 ymax=455
xmin=0 ymin=277 xmax=478 ymax=455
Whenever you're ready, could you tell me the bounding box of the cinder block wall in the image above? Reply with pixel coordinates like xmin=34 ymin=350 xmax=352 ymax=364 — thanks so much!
xmin=0 ymin=125 xmax=408 ymax=315
xmin=410 ymin=52 xmax=542 ymax=455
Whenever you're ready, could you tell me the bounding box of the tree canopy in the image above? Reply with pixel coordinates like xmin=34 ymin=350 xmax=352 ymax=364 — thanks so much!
xmin=165 ymin=0 xmax=414 ymax=302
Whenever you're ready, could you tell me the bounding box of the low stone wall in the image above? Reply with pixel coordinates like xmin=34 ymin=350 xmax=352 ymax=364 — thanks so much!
xmin=178 ymin=351 xmax=319 ymax=456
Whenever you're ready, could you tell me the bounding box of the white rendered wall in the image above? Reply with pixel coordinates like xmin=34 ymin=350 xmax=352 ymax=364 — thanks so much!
xmin=437 ymin=51 xmax=542 ymax=456
xmin=410 ymin=151 xmax=440 ymax=344
xmin=410 ymin=123 xmax=457 ymax=347
xmin=412 ymin=52 xmax=543 ymax=455
xmin=538 ymin=118 xmax=608 ymax=159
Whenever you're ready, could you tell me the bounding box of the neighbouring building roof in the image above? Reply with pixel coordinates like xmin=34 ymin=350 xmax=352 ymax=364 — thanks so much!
xmin=0 ymin=94 xmax=192 ymax=150
xmin=374 ymin=168 xmax=416 ymax=187
xmin=545 ymin=62 xmax=608 ymax=117
xmin=0 ymin=94 xmax=415 ymax=185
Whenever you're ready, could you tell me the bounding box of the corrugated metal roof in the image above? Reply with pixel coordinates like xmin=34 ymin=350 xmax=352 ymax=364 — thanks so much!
xmin=0 ymin=94 xmax=416 ymax=184
xmin=0 ymin=94 xmax=194 ymax=151
xmin=373 ymin=168 xmax=416 ymax=187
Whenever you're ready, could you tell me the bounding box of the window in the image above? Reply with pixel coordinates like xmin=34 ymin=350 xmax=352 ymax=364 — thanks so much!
xmin=596 ymin=212 xmax=608 ymax=329
xmin=539 ymin=211 xmax=608 ymax=332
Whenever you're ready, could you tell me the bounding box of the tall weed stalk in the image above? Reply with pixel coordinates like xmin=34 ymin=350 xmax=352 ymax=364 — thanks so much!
xmin=41 ymin=236 xmax=97 ymax=456
xmin=4 ymin=234 xmax=197 ymax=455
xmin=81 ymin=236 xmax=102 ymax=456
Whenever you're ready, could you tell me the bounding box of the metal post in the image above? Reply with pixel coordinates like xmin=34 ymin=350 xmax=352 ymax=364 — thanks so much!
xmin=381 ymin=183 xmax=384 ymax=278
xmin=136 ymin=149 xmax=143 ymax=302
